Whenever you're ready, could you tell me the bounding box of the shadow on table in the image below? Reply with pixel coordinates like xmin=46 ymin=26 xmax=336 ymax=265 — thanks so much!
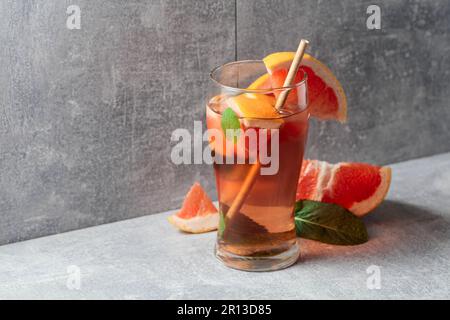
xmin=366 ymin=200 xmax=443 ymax=225
xmin=297 ymin=200 xmax=450 ymax=264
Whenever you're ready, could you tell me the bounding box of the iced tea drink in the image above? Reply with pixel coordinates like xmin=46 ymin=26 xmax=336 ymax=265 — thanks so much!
xmin=207 ymin=61 xmax=309 ymax=271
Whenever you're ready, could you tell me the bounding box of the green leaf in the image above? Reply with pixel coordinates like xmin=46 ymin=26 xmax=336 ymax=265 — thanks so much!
xmin=295 ymin=200 xmax=368 ymax=245
xmin=218 ymin=211 xmax=226 ymax=238
xmin=221 ymin=107 xmax=241 ymax=142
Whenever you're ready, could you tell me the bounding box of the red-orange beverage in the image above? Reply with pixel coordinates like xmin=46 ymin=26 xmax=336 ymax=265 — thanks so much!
xmin=207 ymin=61 xmax=309 ymax=271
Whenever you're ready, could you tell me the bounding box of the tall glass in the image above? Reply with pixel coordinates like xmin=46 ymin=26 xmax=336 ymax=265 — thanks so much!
xmin=206 ymin=60 xmax=309 ymax=271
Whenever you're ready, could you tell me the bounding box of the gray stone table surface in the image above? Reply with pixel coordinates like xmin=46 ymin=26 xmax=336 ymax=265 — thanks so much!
xmin=0 ymin=153 xmax=449 ymax=299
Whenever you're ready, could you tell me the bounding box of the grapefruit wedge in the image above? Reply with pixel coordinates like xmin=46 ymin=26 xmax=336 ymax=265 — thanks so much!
xmin=250 ymin=52 xmax=347 ymax=123
xmin=296 ymin=160 xmax=392 ymax=216
xmin=168 ymin=182 xmax=219 ymax=233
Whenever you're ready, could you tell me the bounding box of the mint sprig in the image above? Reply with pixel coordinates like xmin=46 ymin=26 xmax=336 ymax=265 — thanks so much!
xmin=218 ymin=211 xmax=226 ymax=238
xmin=295 ymin=200 xmax=368 ymax=245
xmin=221 ymin=107 xmax=241 ymax=142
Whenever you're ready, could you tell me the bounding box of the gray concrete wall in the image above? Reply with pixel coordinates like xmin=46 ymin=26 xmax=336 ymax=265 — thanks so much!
xmin=237 ymin=0 xmax=450 ymax=164
xmin=0 ymin=0 xmax=449 ymax=245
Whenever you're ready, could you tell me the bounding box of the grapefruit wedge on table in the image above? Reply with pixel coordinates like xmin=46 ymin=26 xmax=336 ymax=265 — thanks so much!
xmin=296 ymin=160 xmax=392 ymax=217
xmin=250 ymin=52 xmax=347 ymax=123
xmin=168 ymin=182 xmax=219 ymax=233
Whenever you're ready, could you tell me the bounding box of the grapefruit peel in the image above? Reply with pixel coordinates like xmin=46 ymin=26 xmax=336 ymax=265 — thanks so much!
xmin=249 ymin=52 xmax=347 ymax=123
xmin=168 ymin=182 xmax=219 ymax=233
xmin=296 ymin=160 xmax=392 ymax=217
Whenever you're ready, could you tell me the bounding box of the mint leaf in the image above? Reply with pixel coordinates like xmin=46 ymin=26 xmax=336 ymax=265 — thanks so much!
xmin=221 ymin=107 xmax=241 ymax=141
xmin=218 ymin=211 xmax=226 ymax=238
xmin=295 ymin=200 xmax=368 ymax=245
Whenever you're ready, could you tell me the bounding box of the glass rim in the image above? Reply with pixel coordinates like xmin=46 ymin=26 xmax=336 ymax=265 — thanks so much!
xmin=209 ymin=59 xmax=308 ymax=93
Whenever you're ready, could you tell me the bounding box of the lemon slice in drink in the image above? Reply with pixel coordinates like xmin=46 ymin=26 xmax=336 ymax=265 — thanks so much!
xmin=226 ymin=93 xmax=283 ymax=129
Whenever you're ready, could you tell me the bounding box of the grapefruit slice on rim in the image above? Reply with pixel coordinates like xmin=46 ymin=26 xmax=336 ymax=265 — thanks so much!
xmin=296 ymin=160 xmax=392 ymax=216
xmin=249 ymin=52 xmax=347 ymax=123
xmin=168 ymin=182 xmax=219 ymax=233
